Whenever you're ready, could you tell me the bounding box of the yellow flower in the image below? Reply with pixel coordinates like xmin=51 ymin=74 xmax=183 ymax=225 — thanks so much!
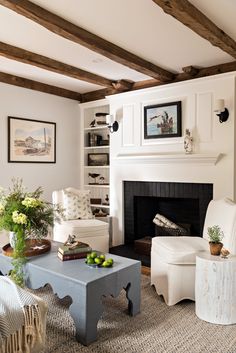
xmin=22 ymin=197 xmax=42 ymax=208
xmin=0 ymin=203 xmax=4 ymax=214
xmin=12 ymin=211 xmax=27 ymax=225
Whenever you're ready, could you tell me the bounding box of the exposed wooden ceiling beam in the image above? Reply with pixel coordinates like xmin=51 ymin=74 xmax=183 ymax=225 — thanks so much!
xmin=134 ymin=61 xmax=236 ymax=88
xmin=111 ymin=80 xmax=134 ymax=92
xmin=0 ymin=71 xmax=81 ymax=100
xmin=152 ymin=0 xmax=236 ymax=59
xmin=81 ymin=61 xmax=236 ymax=102
xmin=175 ymin=61 xmax=236 ymax=82
xmin=0 ymin=41 xmax=115 ymax=88
xmin=80 ymin=88 xmax=114 ymax=103
xmin=182 ymin=65 xmax=199 ymax=76
xmin=0 ymin=0 xmax=174 ymax=82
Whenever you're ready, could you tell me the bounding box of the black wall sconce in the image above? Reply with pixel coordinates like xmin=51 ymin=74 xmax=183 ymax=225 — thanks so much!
xmin=214 ymin=99 xmax=229 ymax=123
xmin=106 ymin=114 xmax=119 ymax=133
xmin=95 ymin=112 xmax=119 ymax=133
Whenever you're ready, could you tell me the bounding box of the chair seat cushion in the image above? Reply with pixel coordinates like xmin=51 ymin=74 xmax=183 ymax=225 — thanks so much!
xmin=152 ymin=236 xmax=209 ymax=264
xmin=55 ymin=219 xmax=108 ymax=238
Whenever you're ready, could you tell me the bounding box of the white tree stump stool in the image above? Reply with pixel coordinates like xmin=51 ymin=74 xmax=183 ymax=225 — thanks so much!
xmin=195 ymin=253 xmax=236 ymax=325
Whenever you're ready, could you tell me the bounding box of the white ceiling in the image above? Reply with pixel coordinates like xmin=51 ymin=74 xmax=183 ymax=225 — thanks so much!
xmin=0 ymin=0 xmax=235 ymax=94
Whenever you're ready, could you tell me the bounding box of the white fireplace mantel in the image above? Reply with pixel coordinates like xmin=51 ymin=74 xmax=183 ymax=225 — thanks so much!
xmin=114 ymin=153 xmax=222 ymax=165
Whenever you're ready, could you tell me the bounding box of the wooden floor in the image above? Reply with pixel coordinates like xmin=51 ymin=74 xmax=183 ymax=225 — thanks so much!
xmin=141 ymin=266 xmax=150 ymax=276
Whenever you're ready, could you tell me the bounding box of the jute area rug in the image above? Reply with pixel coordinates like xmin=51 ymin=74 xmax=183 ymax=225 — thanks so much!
xmin=33 ymin=275 xmax=236 ymax=353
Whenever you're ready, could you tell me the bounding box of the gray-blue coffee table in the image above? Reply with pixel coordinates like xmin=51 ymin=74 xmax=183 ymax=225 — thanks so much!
xmin=0 ymin=242 xmax=141 ymax=346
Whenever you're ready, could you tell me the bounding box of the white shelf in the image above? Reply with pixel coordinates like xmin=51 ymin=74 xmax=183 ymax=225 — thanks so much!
xmin=84 ymin=126 xmax=108 ymax=131
xmin=84 ymin=146 xmax=109 ymax=150
xmin=115 ymin=153 xmax=222 ymax=165
xmin=84 ymin=166 xmax=109 ymax=169
xmin=90 ymin=203 xmax=110 ymax=209
xmin=84 ymin=184 xmax=110 ymax=188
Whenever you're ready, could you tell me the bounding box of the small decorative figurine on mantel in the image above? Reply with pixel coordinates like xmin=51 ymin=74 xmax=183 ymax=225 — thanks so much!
xmin=184 ymin=129 xmax=193 ymax=154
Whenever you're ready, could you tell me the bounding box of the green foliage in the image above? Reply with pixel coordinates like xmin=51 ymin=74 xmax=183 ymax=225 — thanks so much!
xmin=207 ymin=225 xmax=224 ymax=243
xmin=0 ymin=178 xmax=63 ymax=286
xmin=10 ymin=228 xmax=27 ymax=287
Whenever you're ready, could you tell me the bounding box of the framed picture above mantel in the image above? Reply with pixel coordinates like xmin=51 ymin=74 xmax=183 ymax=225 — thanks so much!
xmin=144 ymin=101 xmax=182 ymax=139
xmin=8 ymin=116 xmax=56 ymax=163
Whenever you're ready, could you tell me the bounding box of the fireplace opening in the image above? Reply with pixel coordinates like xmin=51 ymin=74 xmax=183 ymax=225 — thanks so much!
xmin=124 ymin=181 xmax=213 ymax=245
xmin=134 ymin=196 xmax=200 ymax=240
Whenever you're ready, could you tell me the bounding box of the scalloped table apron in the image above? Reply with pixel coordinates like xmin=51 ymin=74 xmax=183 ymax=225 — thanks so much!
xmin=0 ymin=241 xmax=141 ymax=346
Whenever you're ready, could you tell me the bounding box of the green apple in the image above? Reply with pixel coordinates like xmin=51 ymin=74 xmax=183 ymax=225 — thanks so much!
xmin=94 ymin=257 xmax=103 ymax=265
xmin=90 ymin=251 xmax=97 ymax=259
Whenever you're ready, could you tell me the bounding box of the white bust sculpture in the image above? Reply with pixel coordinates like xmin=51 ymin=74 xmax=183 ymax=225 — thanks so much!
xmin=184 ymin=129 xmax=193 ymax=154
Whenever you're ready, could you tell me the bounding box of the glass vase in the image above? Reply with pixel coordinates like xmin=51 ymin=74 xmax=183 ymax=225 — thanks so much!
xmin=9 ymin=231 xmax=17 ymax=249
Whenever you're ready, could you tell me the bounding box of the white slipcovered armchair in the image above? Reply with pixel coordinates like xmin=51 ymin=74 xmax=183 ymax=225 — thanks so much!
xmin=52 ymin=188 xmax=109 ymax=253
xmin=151 ymin=198 xmax=236 ymax=305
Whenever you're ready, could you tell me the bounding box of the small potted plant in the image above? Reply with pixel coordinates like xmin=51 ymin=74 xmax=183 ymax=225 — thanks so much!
xmin=207 ymin=225 xmax=224 ymax=255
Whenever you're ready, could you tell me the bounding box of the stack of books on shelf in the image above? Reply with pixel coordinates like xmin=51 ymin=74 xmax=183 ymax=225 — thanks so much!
xmin=58 ymin=241 xmax=92 ymax=261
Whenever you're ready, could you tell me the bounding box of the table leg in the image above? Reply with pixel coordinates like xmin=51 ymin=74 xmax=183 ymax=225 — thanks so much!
xmin=69 ymin=288 xmax=103 ymax=346
xmin=125 ymin=275 xmax=141 ymax=316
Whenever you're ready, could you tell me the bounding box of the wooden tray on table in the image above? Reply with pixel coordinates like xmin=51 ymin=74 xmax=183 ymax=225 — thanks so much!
xmin=2 ymin=239 xmax=51 ymax=257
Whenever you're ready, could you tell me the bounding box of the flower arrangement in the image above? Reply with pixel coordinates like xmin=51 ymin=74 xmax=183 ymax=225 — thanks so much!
xmin=0 ymin=178 xmax=62 ymax=286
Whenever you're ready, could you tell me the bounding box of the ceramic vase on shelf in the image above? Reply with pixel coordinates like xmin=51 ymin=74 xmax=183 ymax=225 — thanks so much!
xmin=9 ymin=231 xmax=17 ymax=249
xmin=184 ymin=129 xmax=193 ymax=154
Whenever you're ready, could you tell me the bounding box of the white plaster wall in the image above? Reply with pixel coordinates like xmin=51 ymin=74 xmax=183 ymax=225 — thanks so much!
xmin=108 ymin=73 xmax=236 ymax=246
xmin=0 ymin=83 xmax=80 ymax=201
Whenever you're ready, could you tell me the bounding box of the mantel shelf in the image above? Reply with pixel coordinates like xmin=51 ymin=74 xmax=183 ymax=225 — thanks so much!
xmin=114 ymin=153 xmax=223 ymax=165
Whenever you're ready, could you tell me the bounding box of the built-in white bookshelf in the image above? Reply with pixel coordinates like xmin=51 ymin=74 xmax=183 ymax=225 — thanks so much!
xmin=79 ymin=99 xmax=110 ymax=218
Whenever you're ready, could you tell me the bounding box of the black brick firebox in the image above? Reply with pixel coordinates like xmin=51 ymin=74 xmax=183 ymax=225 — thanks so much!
xmin=124 ymin=181 xmax=213 ymax=244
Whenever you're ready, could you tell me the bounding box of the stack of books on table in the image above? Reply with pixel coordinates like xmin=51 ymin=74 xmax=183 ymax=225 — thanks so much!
xmin=57 ymin=241 xmax=92 ymax=261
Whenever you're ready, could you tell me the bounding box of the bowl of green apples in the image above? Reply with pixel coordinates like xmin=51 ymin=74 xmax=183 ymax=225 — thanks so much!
xmin=85 ymin=251 xmax=114 ymax=268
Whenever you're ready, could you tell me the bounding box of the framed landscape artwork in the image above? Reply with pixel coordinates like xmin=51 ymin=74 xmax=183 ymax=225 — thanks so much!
xmin=88 ymin=153 xmax=109 ymax=166
xmin=8 ymin=116 xmax=56 ymax=163
xmin=144 ymin=101 xmax=182 ymax=139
